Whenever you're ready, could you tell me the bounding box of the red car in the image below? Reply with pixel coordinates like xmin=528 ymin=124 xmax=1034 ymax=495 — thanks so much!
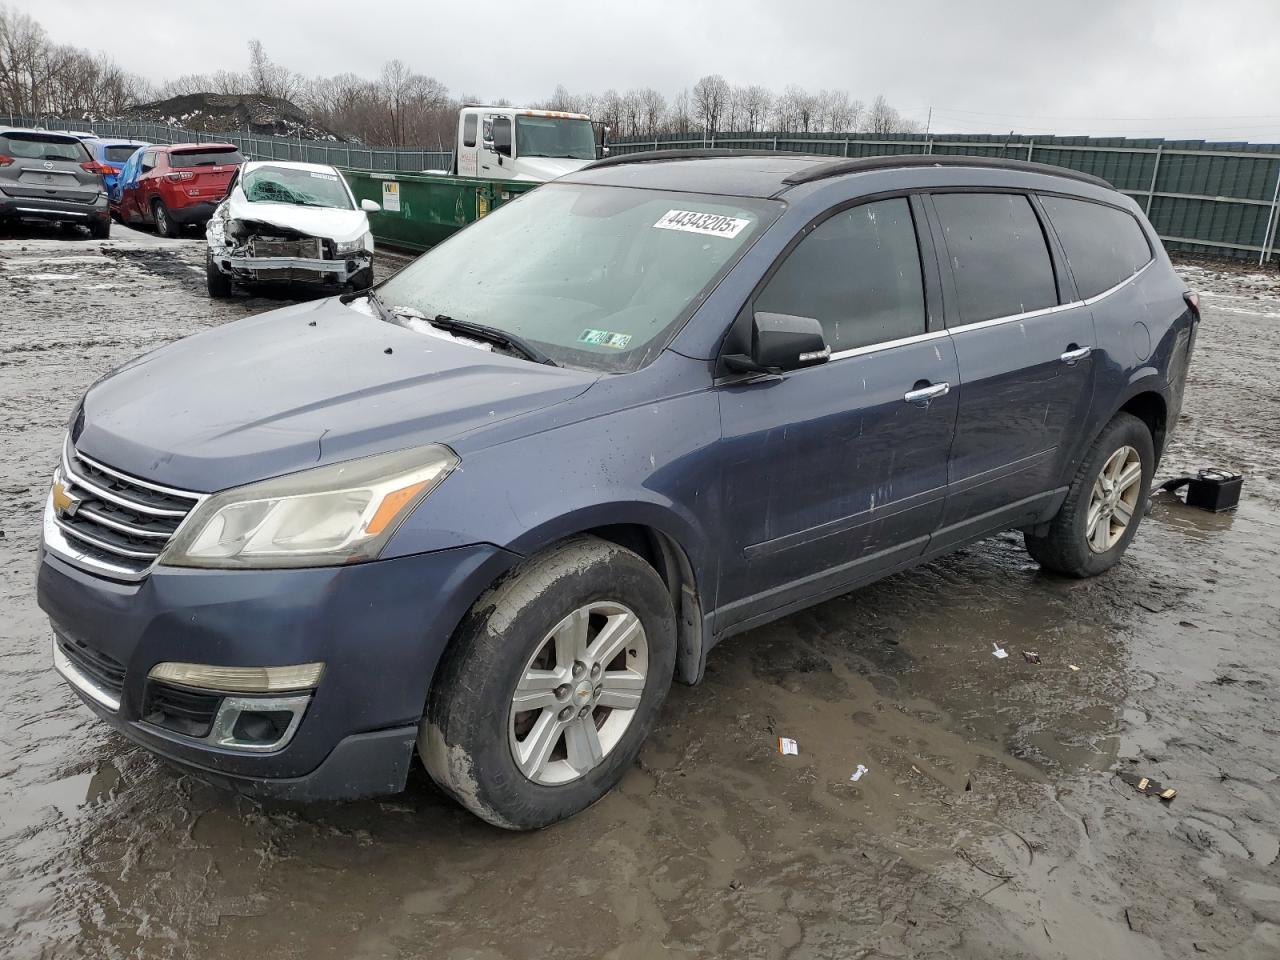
xmin=114 ymin=142 xmax=244 ymax=237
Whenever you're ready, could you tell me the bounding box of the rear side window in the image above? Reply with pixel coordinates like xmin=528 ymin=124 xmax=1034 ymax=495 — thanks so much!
xmin=169 ymin=147 xmax=244 ymax=168
xmin=755 ymin=197 xmax=926 ymax=352
xmin=933 ymin=193 xmax=1057 ymax=324
xmin=0 ymin=132 xmax=88 ymax=161
xmin=463 ymin=114 xmax=477 ymax=148
xmin=1040 ymin=196 xmax=1153 ymax=299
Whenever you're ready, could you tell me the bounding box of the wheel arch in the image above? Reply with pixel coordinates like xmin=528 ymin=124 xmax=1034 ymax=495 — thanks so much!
xmin=1117 ymin=388 xmax=1169 ymax=464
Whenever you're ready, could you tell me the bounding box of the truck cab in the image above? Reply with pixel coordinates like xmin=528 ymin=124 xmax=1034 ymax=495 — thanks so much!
xmin=454 ymin=107 xmax=598 ymax=182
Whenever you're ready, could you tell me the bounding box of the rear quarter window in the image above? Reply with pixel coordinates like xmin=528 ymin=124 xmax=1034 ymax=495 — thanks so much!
xmin=933 ymin=192 xmax=1058 ymax=324
xmin=1040 ymin=195 xmax=1153 ymax=299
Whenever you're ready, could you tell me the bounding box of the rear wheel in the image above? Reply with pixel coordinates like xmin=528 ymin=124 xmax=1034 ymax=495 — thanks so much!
xmin=1025 ymin=412 xmax=1154 ymax=577
xmin=421 ymin=538 xmax=675 ymax=829
xmin=152 ymin=200 xmax=178 ymax=238
xmin=205 ymin=250 xmax=232 ymax=297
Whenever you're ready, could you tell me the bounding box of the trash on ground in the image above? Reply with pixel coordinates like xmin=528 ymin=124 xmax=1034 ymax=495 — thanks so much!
xmin=850 ymin=764 xmax=869 ymax=782
xmin=778 ymin=737 xmax=799 ymax=756
xmin=1119 ymin=770 xmax=1177 ymax=802
xmin=992 ymin=643 xmax=1009 ymax=659
xmin=1160 ymin=468 xmax=1243 ymax=512
xmin=1023 ymin=651 xmax=1041 ymax=664
xmin=1069 ymin=664 xmax=1081 ymax=671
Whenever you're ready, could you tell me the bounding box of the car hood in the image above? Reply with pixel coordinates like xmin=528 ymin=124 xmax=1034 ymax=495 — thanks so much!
xmin=75 ymin=297 xmax=598 ymax=492
xmin=510 ymin=156 xmax=593 ymax=182
xmin=223 ymin=191 xmax=371 ymax=243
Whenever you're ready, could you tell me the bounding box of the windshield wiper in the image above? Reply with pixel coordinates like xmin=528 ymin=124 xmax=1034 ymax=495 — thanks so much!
xmin=428 ymin=314 xmax=557 ymax=366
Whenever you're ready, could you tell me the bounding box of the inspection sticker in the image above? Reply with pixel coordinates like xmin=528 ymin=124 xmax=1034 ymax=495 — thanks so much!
xmin=578 ymin=328 xmax=632 ymax=349
xmin=654 ymin=209 xmax=751 ymax=238
xmin=309 ymin=171 xmax=339 ymax=180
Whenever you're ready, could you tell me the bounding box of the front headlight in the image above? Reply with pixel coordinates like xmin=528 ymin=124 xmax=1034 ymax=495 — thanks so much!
xmin=160 ymin=444 xmax=457 ymax=569
xmin=335 ymin=232 xmax=372 ymax=255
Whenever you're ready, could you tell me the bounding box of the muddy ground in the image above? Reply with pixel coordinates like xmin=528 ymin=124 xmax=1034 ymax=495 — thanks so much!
xmin=0 ymin=221 xmax=1278 ymax=960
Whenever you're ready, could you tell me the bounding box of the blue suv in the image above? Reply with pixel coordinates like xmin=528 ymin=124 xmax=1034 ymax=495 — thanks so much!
xmin=37 ymin=152 xmax=1198 ymax=828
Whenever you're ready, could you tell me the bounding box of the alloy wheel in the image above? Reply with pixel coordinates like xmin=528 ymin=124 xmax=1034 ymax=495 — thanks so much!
xmin=1086 ymin=445 xmax=1143 ymax=553
xmin=508 ymin=601 xmax=648 ymax=785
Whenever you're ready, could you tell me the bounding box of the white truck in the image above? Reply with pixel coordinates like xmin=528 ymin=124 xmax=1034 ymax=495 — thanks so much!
xmin=450 ymin=107 xmax=602 ymax=182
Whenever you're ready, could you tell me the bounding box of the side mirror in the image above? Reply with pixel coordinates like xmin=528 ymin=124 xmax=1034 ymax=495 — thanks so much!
xmin=602 ymin=146 xmax=611 ymax=156
xmin=724 ymin=312 xmax=829 ymax=375
xmin=360 ymin=198 xmax=381 ymax=212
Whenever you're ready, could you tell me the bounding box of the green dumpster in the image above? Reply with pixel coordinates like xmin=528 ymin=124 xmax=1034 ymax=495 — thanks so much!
xmin=339 ymin=169 xmax=538 ymax=253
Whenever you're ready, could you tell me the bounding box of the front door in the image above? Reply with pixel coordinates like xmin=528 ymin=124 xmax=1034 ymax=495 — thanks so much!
xmin=716 ymin=196 xmax=958 ymax=632
xmin=927 ymin=191 xmax=1097 ymax=545
xmin=478 ymin=114 xmax=512 ymax=178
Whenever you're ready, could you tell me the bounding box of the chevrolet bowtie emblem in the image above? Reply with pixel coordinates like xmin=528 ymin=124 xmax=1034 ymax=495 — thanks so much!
xmin=52 ymin=480 xmax=82 ymax=518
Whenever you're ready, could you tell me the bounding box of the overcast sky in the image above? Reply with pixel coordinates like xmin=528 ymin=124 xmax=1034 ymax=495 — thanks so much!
xmin=15 ymin=0 xmax=1280 ymax=141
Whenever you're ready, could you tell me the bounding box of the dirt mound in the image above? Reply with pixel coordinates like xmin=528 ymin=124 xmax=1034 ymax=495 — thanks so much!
xmin=123 ymin=93 xmax=340 ymax=141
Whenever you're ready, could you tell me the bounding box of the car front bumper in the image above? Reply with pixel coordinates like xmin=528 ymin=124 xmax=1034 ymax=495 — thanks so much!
xmin=213 ymin=251 xmax=373 ymax=284
xmin=36 ymin=537 xmax=518 ymax=800
xmin=166 ymin=200 xmax=218 ymax=225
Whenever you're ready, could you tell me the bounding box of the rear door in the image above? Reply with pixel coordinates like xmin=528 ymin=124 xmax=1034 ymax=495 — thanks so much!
xmin=716 ymin=195 xmax=958 ymax=629
xmin=927 ymin=191 xmax=1096 ymax=549
xmin=0 ymin=131 xmax=99 ymax=203
xmin=166 ymin=146 xmax=244 ymax=205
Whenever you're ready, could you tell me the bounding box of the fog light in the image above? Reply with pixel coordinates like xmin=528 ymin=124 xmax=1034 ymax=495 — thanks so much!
xmin=209 ymin=694 xmax=311 ymax=752
xmin=148 ymin=661 xmax=324 ymax=693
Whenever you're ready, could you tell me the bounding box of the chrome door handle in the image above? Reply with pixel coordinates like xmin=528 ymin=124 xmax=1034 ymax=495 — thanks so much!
xmin=1060 ymin=345 xmax=1092 ymax=364
xmin=904 ymin=382 xmax=950 ymax=405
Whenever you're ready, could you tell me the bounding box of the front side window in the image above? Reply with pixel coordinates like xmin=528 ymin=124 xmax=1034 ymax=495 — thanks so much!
xmin=140 ymin=151 xmax=156 ymax=172
xmin=933 ymin=192 xmax=1057 ymax=324
xmin=377 ymin=183 xmax=781 ymax=372
xmin=1040 ymin=195 xmax=1153 ymax=299
xmin=515 ymin=116 xmax=596 ymax=161
xmin=755 ymin=197 xmax=926 ymax=352
xmin=462 ymin=114 xmax=477 ymax=148
xmin=242 ymin=165 xmax=352 ymax=209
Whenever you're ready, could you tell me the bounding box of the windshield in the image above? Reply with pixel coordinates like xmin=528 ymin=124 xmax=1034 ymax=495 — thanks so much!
xmin=170 ymin=147 xmax=244 ymax=168
xmin=242 ymin=165 xmax=352 ymax=208
xmin=0 ymin=133 xmax=88 ymax=161
xmin=514 ymin=116 xmax=596 ymax=161
xmin=376 ymin=183 xmax=780 ymax=372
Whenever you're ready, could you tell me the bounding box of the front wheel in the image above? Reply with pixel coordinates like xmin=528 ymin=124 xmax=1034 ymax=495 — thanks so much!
xmin=421 ymin=538 xmax=675 ymax=829
xmin=1025 ymin=411 xmax=1154 ymax=577
xmin=205 ymin=250 xmax=232 ymax=297
xmin=90 ymin=218 xmax=110 ymax=240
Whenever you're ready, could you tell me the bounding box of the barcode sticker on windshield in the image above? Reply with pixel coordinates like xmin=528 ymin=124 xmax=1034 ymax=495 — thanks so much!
xmin=654 ymin=210 xmax=751 ymax=238
xmin=310 ymin=171 xmax=339 ymax=180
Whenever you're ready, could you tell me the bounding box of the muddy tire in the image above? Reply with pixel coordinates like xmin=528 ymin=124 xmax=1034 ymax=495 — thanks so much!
xmin=153 ymin=200 xmax=178 ymax=238
xmin=1025 ymin=412 xmax=1154 ymax=578
xmin=89 ymin=218 xmax=110 ymax=240
xmin=205 ymin=251 xmax=231 ymax=298
xmin=421 ymin=537 xmax=675 ymax=830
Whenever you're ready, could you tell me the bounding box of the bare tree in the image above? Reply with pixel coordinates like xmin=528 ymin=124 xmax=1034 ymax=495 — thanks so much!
xmin=666 ymin=88 xmax=692 ymax=135
xmin=691 ymin=74 xmax=729 ymax=136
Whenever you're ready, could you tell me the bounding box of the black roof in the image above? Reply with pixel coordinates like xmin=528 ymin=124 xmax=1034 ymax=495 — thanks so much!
xmin=574 ymin=149 xmax=1112 ymax=196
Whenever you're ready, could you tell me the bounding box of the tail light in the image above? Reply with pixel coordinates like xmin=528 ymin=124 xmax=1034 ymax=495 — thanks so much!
xmin=80 ymin=160 xmax=114 ymax=176
xmin=0 ymin=154 xmax=13 ymax=166
xmin=165 ymin=171 xmax=195 ymax=182
xmin=1183 ymin=291 xmax=1201 ymax=322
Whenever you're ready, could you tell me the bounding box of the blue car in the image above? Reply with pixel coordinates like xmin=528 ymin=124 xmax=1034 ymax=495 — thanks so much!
xmin=82 ymin=137 xmax=148 ymax=200
xmin=37 ymin=151 xmax=1197 ymax=828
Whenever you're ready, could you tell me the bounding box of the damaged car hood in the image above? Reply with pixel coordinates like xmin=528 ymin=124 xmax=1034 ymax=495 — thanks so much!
xmin=74 ymin=297 xmax=598 ymax=492
xmin=511 ymin=156 xmax=593 ymax=182
xmin=221 ymin=192 xmax=371 ymax=243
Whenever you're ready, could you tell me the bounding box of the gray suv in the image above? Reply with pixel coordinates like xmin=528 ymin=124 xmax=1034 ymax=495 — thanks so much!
xmin=0 ymin=128 xmax=111 ymax=237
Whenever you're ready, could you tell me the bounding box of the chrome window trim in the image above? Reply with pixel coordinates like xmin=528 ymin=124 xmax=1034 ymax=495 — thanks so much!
xmin=1081 ymin=258 xmax=1153 ymax=306
xmin=827 ymin=327 xmax=949 ymax=362
xmin=52 ymin=635 xmax=121 ymax=711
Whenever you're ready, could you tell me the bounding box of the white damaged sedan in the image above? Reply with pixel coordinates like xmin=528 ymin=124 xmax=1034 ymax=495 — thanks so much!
xmin=205 ymin=160 xmax=380 ymax=297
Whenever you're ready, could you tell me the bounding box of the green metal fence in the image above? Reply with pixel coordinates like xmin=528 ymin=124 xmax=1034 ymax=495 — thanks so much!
xmin=339 ymin=169 xmax=536 ymax=252
xmin=610 ymin=132 xmax=1280 ymax=264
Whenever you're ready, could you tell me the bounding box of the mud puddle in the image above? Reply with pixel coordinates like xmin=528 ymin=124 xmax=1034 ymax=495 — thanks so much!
xmin=1 ymin=230 xmax=1278 ymax=959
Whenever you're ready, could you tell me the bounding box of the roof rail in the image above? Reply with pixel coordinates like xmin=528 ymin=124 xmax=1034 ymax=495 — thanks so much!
xmin=583 ymin=148 xmax=815 ymax=171
xmin=779 ymin=153 xmax=1112 ymax=189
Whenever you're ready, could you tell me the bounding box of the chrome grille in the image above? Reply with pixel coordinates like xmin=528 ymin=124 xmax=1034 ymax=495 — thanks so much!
xmin=51 ymin=437 xmax=203 ymax=579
